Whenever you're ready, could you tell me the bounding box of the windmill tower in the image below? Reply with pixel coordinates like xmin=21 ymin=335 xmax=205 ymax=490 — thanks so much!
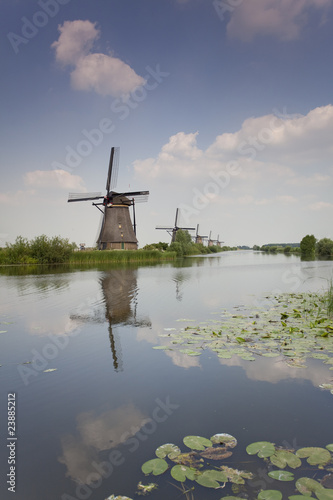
xmin=208 ymin=230 xmax=214 ymax=247
xmin=68 ymin=147 xmax=149 ymax=250
xmin=156 ymin=208 xmax=195 ymax=242
xmin=193 ymin=224 xmax=208 ymax=245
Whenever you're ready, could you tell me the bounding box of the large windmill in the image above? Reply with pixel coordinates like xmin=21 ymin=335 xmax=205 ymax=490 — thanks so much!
xmin=68 ymin=147 xmax=149 ymax=250
xmin=155 ymin=208 xmax=195 ymax=242
xmin=193 ymin=224 xmax=208 ymax=245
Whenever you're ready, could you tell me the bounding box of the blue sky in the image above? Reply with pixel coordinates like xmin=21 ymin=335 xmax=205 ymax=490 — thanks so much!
xmin=1 ymin=0 xmax=333 ymax=248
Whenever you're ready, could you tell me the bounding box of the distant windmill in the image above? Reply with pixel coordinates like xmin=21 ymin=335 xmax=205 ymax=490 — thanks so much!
xmin=193 ymin=224 xmax=208 ymax=245
xmin=208 ymin=230 xmax=214 ymax=247
xmin=215 ymin=234 xmax=224 ymax=247
xmin=156 ymin=208 xmax=195 ymax=242
xmin=68 ymin=147 xmax=149 ymax=250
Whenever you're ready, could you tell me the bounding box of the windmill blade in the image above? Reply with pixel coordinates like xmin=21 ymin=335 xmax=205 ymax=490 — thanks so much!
xmin=120 ymin=190 xmax=149 ymax=197
xmin=174 ymin=208 xmax=179 ymax=227
xmin=179 ymin=227 xmax=196 ymax=231
xmin=110 ymin=147 xmax=120 ymax=191
xmin=106 ymin=147 xmax=120 ymax=193
xmin=156 ymin=226 xmax=174 ymax=230
xmin=106 ymin=147 xmax=114 ymax=193
xmin=118 ymin=190 xmax=149 ymax=203
xmin=68 ymin=192 xmax=103 ymax=202
xmin=196 ymin=224 xmax=199 ymax=237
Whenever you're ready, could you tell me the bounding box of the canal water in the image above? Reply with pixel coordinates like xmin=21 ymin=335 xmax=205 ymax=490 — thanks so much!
xmin=0 ymin=251 xmax=332 ymax=500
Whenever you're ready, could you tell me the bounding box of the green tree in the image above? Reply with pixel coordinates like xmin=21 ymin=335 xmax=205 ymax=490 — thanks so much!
xmin=316 ymin=238 xmax=333 ymax=257
xmin=300 ymin=234 xmax=316 ymax=257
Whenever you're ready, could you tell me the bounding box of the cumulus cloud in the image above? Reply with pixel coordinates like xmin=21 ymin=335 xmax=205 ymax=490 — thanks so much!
xmin=225 ymin=0 xmax=333 ymax=41
xmin=52 ymin=20 xmax=146 ymax=97
xmin=134 ymin=104 xmax=333 ymax=237
xmin=24 ymin=169 xmax=86 ymax=191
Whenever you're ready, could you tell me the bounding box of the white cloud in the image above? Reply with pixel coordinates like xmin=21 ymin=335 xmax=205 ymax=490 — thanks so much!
xmin=24 ymin=170 xmax=86 ymax=191
xmin=51 ymin=20 xmax=99 ymax=66
xmin=309 ymin=201 xmax=333 ymax=210
xmin=52 ymin=20 xmax=146 ymax=97
xmin=134 ymin=131 xmax=203 ymax=179
xmin=226 ymin=0 xmax=333 ymax=41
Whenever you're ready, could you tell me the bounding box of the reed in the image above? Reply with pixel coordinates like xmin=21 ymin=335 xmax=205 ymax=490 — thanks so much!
xmin=68 ymin=249 xmax=177 ymax=264
xmin=327 ymin=278 xmax=333 ymax=317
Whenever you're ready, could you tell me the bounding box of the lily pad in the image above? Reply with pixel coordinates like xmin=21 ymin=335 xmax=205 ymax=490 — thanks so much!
xmin=105 ymin=496 xmax=133 ymax=500
xmin=296 ymin=447 xmax=331 ymax=466
xmin=211 ymin=433 xmax=237 ymax=448
xmin=295 ymin=477 xmax=323 ymax=496
xmin=270 ymin=450 xmax=302 ymax=469
xmin=155 ymin=443 xmax=181 ymax=460
xmin=258 ymin=490 xmax=283 ymax=500
xmin=246 ymin=441 xmax=276 ymax=458
xmin=267 ymin=470 xmax=294 ymax=481
xmin=326 ymin=444 xmax=333 ymax=452
xmin=316 ymin=489 xmax=333 ymax=500
xmin=195 ymin=469 xmax=227 ymax=488
xmin=170 ymin=465 xmax=197 ymax=482
xmin=141 ymin=458 xmax=168 ymax=476
xmin=43 ymin=368 xmax=57 ymax=373
xmin=183 ymin=435 xmax=212 ymax=451
xmin=136 ymin=482 xmax=158 ymax=495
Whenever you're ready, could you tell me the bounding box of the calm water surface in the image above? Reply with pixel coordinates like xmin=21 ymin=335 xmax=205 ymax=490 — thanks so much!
xmin=1 ymin=251 xmax=333 ymax=500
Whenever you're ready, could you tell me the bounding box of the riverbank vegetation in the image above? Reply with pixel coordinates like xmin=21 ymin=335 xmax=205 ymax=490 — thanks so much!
xmin=254 ymin=235 xmax=333 ymax=258
xmin=144 ymin=230 xmax=237 ymax=257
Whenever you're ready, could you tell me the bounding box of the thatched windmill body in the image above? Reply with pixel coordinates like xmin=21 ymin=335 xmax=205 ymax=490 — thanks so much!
xmin=155 ymin=208 xmax=195 ymax=242
xmin=68 ymin=147 xmax=149 ymax=250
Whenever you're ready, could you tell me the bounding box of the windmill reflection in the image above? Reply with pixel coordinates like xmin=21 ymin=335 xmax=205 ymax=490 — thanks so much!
xmin=71 ymin=268 xmax=151 ymax=371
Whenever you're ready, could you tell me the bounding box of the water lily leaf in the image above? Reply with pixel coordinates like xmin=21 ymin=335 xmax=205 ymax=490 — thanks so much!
xmin=316 ymin=489 xmax=333 ymax=500
xmin=43 ymin=368 xmax=57 ymax=373
xmin=152 ymin=346 xmax=171 ymax=350
xmin=296 ymin=447 xmax=331 ymax=466
xmin=246 ymin=441 xmax=276 ymax=458
xmin=183 ymin=435 xmax=212 ymax=450
xmin=173 ymin=452 xmax=203 ymax=468
xmin=211 ymin=433 xmax=237 ymax=448
xmin=195 ymin=469 xmax=227 ymax=488
xmin=170 ymin=465 xmax=197 ymax=482
xmin=155 ymin=443 xmax=181 ymax=460
xmin=270 ymin=450 xmax=302 ymax=469
xmin=288 ymin=496 xmax=312 ymax=499
xmin=326 ymin=444 xmax=333 ymax=452
xmin=141 ymin=458 xmax=168 ymax=476
xmin=267 ymin=470 xmax=294 ymax=481
xmin=258 ymin=490 xmax=283 ymax=500
xmin=296 ymin=477 xmax=323 ymax=496
xmin=0 ymin=330 xmax=7 ymax=334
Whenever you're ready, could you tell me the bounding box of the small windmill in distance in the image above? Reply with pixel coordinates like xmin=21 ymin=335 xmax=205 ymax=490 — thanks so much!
xmin=193 ymin=224 xmax=208 ymax=245
xmin=156 ymin=208 xmax=195 ymax=242
xmin=67 ymin=147 xmax=149 ymax=250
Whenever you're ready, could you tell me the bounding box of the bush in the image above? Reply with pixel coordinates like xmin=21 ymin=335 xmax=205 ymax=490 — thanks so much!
xmin=316 ymin=238 xmax=333 ymax=257
xmin=300 ymin=234 xmax=316 ymax=257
